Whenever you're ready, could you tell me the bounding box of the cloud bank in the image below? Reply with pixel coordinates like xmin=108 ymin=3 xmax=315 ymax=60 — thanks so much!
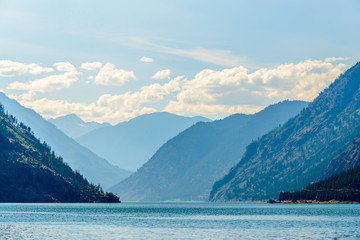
xmin=4 ymin=58 xmax=346 ymax=124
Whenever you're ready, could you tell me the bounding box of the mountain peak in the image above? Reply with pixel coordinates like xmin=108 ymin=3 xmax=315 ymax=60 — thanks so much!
xmin=53 ymin=113 xmax=84 ymax=123
xmin=49 ymin=114 xmax=110 ymax=139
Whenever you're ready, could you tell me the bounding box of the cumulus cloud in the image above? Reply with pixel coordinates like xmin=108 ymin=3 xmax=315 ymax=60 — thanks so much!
xmin=80 ymin=62 xmax=103 ymax=70
xmin=0 ymin=60 xmax=53 ymax=77
xmin=53 ymin=62 xmax=77 ymax=72
xmin=152 ymin=69 xmax=171 ymax=80
xmin=7 ymin=72 xmax=80 ymax=93
xmin=140 ymin=56 xmax=153 ymax=63
xmin=94 ymin=63 xmax=136 ymax=86
xmin=7 ymin=63 xmax=80 ymax=93
xmin=164 ymin=59 xmax=346 ymax=116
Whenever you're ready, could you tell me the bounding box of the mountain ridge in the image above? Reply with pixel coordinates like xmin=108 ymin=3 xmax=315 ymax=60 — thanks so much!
xmin=77 ymin=112 xmax=211 ymax=171
xmin=49 ymin=114 xmax=111 ymax=139
xmin=110 ymin=100 xmax=308 ymax=201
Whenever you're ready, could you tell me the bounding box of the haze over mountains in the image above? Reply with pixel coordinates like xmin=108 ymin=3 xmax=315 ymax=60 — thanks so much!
xmin=77 ymin=112 xmax=210 ymax=171
xmin=110 ymin=100 xmax=308 ymax=201
xmin=210 ymin=62 xmax=360 ymax=201
xmin=49 ymin=114 xmax=111 ymax=139
xmin=0 ymin=93 xmax=131 ymax=189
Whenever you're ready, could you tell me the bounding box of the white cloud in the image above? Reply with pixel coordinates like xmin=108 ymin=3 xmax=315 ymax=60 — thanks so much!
xmin=80 ymin=62 xmax=103 ymax=70
xmin=7 ymin=63 xmax=80 ymax=93
xmin=140 ymin=56 xmax=153 ymax=63
xmin=152 ymin=69 xmax=171 ymax=80
xmin=0 ymin=60 xmax=53 ymax=77
xmin=7 ymin=72 xmax=80 ymax=93
xmin=53 ymin=62 xmax=77 ymax=72
xmin=163 ymin=59 xmax=346 ymax=116
xmin=94 ymin=63 xmax=136 ymax=86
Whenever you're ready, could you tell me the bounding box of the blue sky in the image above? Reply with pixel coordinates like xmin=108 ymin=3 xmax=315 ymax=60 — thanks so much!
xmin=0 ymin=0 xmax=359 ymax=124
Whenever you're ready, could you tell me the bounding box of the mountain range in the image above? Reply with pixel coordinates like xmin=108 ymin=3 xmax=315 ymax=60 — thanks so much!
xmin=76 ymin=112 xmax=210 ymax=171
xmin=0 ymin=93 xmax=131 ymax=189
xmin=0 ymin=105 xmax=119 ymax=203
xmin=110 ymin=100 xmax=308 ymax=201
xmin=49 ymin=114 xmax=111 ymax=139
xmin=210 ymin=62 xmax=360 ymax=201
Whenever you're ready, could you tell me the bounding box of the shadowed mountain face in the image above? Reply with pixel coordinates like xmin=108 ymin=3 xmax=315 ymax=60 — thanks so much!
xmin=323 ymin=134 xmax=360 ymax=178
xmin=49 ymin=114 xmax=111 ymax=139
xmin=210 ymin=62 xmax=360 ymax=202
xmin=0 ymin=93 xmax=131 ymax=190
xmin=109 ymin=100 xmax=308 ymax=201
xmin=76 ymin=112 xmax=211 ymax=171
xmin=0 ymin=105 xmax=119 ymax=203
xmin=279 ymin=164 xmax=360 ymax=203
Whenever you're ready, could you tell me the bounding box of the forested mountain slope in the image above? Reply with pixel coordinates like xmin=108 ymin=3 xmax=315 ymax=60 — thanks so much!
xmin=279 ymin=164 xmax=360 ymax=202
xmin=0 ymin=105 xmax=119 ymax=203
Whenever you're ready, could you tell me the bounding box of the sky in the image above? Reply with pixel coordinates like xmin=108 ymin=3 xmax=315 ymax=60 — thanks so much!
xmin=0 ymin=0 xmax=359 ymax=124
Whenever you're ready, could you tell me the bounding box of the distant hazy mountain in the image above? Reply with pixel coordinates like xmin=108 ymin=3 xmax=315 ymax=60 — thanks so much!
xmin=49 ymin=114 xmax=111 ymax=139
xmin=0 ymin=105 xmax=119 ymax=203
xmin=77 ymin=112 xmax=211 ymax=171
xmin=210 ymin=62 xmax=360 ymax=201
xmin=0 ymin=93 xmax=131 ymax=189
xmin=109 ymin=100 xmax=308 ymax=201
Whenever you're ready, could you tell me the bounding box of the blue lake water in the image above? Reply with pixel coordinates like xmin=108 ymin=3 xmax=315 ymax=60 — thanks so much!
xmin=0 ymin=202 xmax=360 ymax=239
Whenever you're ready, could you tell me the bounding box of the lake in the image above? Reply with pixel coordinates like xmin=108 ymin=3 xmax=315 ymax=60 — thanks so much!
xmin=0 ymin=202 xmax=359 ymax=239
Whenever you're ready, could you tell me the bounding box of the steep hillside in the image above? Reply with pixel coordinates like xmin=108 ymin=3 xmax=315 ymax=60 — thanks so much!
xmin=77 ymin=112 xmax=210 ymax=171
xmin=0 ymin=93 xmax=131 ymax=189
xmin=110 ymin=100 xmax=308 ymax=201
xmin=210 ymin=62 xmax=360 ymax=201
xmin=323 ymin=134 xmax=360 ymax=177
xmin=279 ymin=164 xmax=360 ymax=202
xmin=49 ymin=114 xmax=110 ymax=139
xmin=0 ymin=105 xmax=119 ymax=203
